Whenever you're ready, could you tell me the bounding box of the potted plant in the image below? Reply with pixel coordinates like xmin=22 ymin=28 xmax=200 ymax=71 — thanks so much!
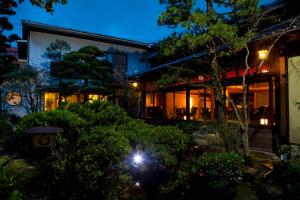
xmin=279 ymin=144 xmax=291 ymax=161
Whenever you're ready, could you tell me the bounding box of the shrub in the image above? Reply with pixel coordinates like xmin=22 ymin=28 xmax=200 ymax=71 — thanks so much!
xmin=0 ymin=113 xmax=20 ymax=145
xmin=12 ymin=100 xmax=190 ymax=199
xmin=73 ymin=126 xmax=132 ymax=199
xmin=198 ymin=152 xmax=244 ymax=190
xmin=17 ymin=109 xmax=87 ymax=134
xmin=0 ymin=157 xmax=31 ymax=200
xmin=59 ymin=100 xmax=130 ymax=127
xmin=286 ymin=158 xmax=300 ymax=196
xmin=11 ymin=110 xmax=86 ymax=157
xmin=0 ymin=120 xmax=13 ymax=143
xmin=123 ymin=120 xmax=189 ymax=168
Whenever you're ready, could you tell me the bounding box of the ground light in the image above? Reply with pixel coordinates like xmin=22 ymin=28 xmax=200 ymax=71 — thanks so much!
xmin=133 ymin=153 xmax=144 ymax=165
xmin=135 ymin=181 xmax=140 ymax=187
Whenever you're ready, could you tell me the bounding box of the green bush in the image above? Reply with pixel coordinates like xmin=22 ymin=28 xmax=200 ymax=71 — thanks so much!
xmin=17 ymin=109 xmax=87 ymax=134
xmin=0 ymin=120 xmax=13 ymax=143
xmin=73 ymin=126 xmax=132 ymax=199
xmin=123 ymin=120 xmax=189 ymax=167
xmin=198 ymin=152 xmax=244 ymax=190
xmin=59 ymin=100 xmax=130 ymax=127
xmin=0 ymin=113 xmax=20 ymax=145
xmin=12 ymin=100 xmax=190 ymax=199
xmin=287 ymin=158 xmax=300 ymax=195
xmin=0 ymin=157 xmax=31 ymax=200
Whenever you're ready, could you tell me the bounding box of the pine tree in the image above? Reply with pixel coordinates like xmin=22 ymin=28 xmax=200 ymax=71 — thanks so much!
xmin=0 ymin=0 xmax=20 ymax=112
xmin=158 ymin=0 xmax=260 ymax=122
xmin=158 ymin=0 xmax=261 ymax=154
xmin=57 ymin=46 xmax=113 ymax=102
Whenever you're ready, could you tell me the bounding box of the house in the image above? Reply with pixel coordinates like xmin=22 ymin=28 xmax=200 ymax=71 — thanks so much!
xmin=3 ymin=0 xmax=300 ymax=152
xmin=2 ymin=20 xmax=155 ymax=115
xmin=128 ymin=0 xmax=300 ymax=151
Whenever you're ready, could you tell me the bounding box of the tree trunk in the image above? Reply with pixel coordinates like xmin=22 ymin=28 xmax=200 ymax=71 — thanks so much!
xmin=242 ymin=81 xmax=250 ymax=155
xmin=0 ymin=88 xmax=2 ymax=113
xmin=84 ymin=79 xmax=89 ymax=102
xmin=211 ymin=55 xmax=225 ymax=122
xmin=58 ymin=77 xmax=62 ymax=106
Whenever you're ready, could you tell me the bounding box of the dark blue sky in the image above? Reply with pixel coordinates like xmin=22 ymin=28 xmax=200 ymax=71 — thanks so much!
xmin=8 ymin=0 xmax=274 ymax=44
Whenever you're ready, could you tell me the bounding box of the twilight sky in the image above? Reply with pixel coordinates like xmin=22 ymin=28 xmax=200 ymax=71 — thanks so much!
xmin=8 ymin=0 xmax=275 ymax=44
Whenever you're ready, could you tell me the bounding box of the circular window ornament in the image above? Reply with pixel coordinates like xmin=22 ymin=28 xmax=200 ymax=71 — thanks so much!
xmin=6 ymin=91 xmax=22 ymax=106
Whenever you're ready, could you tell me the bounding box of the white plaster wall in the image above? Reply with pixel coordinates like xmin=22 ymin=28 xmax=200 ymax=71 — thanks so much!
xmin=288 ymin=56 xmax=300 ymax=144
xmin=28 ymin=31 xmax=150 ymax=74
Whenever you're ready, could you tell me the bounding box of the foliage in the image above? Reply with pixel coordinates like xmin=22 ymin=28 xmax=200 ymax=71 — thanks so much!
xmin=287 ymin=158 xmax=300 ymax=195
xmin=3 ymin=66 xmax=46 ymax=113
xmin=0 ymin=0 xmax=67 ymax=112
xmin=0 ymin=120 xmax=13 ymax=146
xmin=13 ymin=101 xmax=189 ymax=199
xmin=46 ymin=39 xmax=71 ymax=62
xmin=19 ymin=0 xmax=67 ymax=13
xmin=191 ymin=122 xmax=240 ymax=152
xmin=123 ymin=120 xmax=189 ymax=167
xmin=0 ymin=0 xmax=21 ymax=112
xmin=55 ymin=46 xmax=114 ymax=101
xmin=0 ymin=157 xmax=32 ymax=200
xmin=73 ymin=126 xmax=132 ymax=199
xmin=158 ymin=0 xmax=260 ymax=123
xmin=17 ymin=109 xmax=86 ymax=134
xmin=59 ymin=100 xmax=130 ymax=127
xmin=279 ymin=144 xmax=292 ymax=156
xmin=198 ymin=152 xmax=244 ymax=190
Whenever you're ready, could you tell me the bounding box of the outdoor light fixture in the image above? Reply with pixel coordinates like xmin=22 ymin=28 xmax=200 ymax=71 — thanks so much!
xmin=133 ymin=153 xmax=144 ymax=165
xmin=135 ymin=182 xmax=140 ymax=187
xmin=132 ymin=82 xmax=138 ymax=88
xmin=258 ymin=49 xmax=268 ymax=60
xmin=260 ymin=118 xmax=268 ymax=125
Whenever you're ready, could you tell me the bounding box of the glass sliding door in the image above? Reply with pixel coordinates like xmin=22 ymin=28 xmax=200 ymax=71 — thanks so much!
xmin=225 ymin=80 xmax=275 ymax=125
xmin=165 ymin=91 xmax=186 ymax=119
xmin=249 ymin=81 xmax=274 ymax=125
xmin=164 ymin=88 xmax=214 ymax=120
xmin=190 ymin=88 xmax=213 ymax=120
xmin=145 ymin=92 xmax=164 ymax=118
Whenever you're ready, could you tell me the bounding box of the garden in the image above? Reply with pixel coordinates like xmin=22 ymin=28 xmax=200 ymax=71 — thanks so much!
xmin=1 ymin=100 xmax=300 ymax=200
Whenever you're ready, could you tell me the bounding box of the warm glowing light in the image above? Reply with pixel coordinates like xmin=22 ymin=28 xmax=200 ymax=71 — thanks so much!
xmin=258 ymin=50 xmax=268 ymax=60
xmin=261 ymin=66 xmax=269 ymax=73
xmin=190 ymin=97 xmax=193 ymax=109
xmin=198 ymin=75 xmax=204 ymax=81
xmin=133 ymin=153 xmax=143 ymax=165
xmin=260 ymin=118 xmax=268 ymax=125
xmin=132 ymin=82 xmax=138 ymax=88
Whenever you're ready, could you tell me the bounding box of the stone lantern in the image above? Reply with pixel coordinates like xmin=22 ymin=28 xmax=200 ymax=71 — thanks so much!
xmin=26 ymin=126 xmax=64 ymax=148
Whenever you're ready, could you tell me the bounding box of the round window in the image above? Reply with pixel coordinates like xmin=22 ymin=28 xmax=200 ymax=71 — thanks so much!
xmin=6 ymin=91 xmax=22 ymax=106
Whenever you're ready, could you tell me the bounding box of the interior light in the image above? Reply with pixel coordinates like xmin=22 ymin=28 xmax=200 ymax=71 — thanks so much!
xmin=258 ymin=50 xmax=268 ymax=60
xmin=260 ymin=118 xmax=268 ymax=125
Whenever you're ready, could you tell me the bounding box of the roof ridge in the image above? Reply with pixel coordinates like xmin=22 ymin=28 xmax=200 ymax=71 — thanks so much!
xmin=22 ymin=20 xmax=157 ymax=49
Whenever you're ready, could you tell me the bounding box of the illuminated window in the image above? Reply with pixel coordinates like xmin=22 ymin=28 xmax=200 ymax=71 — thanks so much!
xmin=145 ymin=93 xmax=163 ymax=118
xmin=44 ymin=92 xmax=59 ymax=111
xmin=88 ymin=94 xmax=107 ymax=102
xmin=6 ymin=91 xmax=22 ymax=106
xmin=225 ymin=81 xmax=274 ymax=125
xmin=61 ymin=94 xmax=84 ymax=104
